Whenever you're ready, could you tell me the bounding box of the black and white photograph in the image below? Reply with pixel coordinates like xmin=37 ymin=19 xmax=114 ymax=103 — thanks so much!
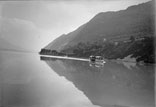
xmin=0 ymin=0 xmax=155 ymax=107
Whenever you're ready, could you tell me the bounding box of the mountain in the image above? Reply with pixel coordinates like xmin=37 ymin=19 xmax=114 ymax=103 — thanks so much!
xmin=0 ymin=37 xmax=32 ymax=52
xmin=0 ymin=37 xmax=19 ymax=51
xmin=45 ymin=1 xmax=154 ymax=51
xmin=42 ymin=1 xmax=155 ymax=63
xmin=45 ymin=24 xmax=86 ymax=50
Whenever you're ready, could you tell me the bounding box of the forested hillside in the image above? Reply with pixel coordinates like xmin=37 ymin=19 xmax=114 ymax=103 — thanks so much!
xmin=41 ymin=1 xmax=155 ymax=63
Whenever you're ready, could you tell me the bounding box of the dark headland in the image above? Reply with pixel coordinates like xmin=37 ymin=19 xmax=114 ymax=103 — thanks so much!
xmin=40 ymin=1 xmax=155 ymax=64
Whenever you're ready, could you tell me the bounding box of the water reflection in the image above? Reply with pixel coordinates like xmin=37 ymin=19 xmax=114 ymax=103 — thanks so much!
xmin=0 ymin=51 xmax=100 ymax=107
xmin=41 ymin=56 xmax=155 ymax=107
xmin=89 ymin=62 xmax=105 ymax=68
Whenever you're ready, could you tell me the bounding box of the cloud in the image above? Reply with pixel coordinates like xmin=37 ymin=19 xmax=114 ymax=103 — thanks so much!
xmin=1 ymin=1 xmax=92 ymax=31
xmin=0 ymin=1 xmax=94 ymax=51
xmin=0 ymin=0 xmax=151 ymax=51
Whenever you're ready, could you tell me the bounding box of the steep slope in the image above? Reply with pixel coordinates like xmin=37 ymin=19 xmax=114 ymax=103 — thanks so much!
xmin=70 ymin=1 xmax=154 ymax=44
xmin=45 ymin=24 xmax=86 ymax=51
xmin=45 ymin=1 xmax=154 ymax=51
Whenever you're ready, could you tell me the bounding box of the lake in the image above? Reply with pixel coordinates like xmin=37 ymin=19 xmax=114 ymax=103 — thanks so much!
xmin=0 ymin=51 xmax=155 ymax=107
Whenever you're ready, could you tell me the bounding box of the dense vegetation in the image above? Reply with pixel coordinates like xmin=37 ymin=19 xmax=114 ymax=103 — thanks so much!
xmin=40 ymin=36 xmax=155 ymax=63
xmin=60 ymin=36 xmax=155 ymax=63
xmin=39 ymin=49 xmax=66 ymax=56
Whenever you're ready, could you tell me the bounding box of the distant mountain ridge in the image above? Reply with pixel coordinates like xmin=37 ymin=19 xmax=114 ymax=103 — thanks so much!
xmin=0 ymin=37 xmax=35 ymax=53
xmin=0 ymin=37 xmax=20 ymax=50
xmin=45 ymin=24 xmax=86 ymax=50
xmin=45 ymin=1 xmax=154 ymax=51
xmin=42 ymin=1 xmax=155 ymax=63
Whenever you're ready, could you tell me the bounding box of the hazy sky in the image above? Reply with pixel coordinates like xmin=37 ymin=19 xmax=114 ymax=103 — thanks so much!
xmin=0 ymin=0 xmax=151 ymax=51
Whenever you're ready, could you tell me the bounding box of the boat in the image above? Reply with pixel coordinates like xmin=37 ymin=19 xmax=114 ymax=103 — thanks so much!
xmin=89 ymin=55 xmax=106 ymax=64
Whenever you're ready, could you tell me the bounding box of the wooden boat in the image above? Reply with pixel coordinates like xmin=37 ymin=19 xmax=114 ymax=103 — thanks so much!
xmin=89 ymin=55 xmax=105 ymax=64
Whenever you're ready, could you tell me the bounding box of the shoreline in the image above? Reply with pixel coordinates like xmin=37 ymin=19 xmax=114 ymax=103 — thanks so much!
xmin=39 ymin=53 xmax=156 ymax=65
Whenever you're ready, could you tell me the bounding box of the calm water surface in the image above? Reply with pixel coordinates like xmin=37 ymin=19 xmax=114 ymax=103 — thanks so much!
xmin=0 ymin=51 xmax=155 ymax=107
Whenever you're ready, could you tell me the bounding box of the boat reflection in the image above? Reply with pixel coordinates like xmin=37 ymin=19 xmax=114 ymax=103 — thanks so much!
xmin=89 ymin=61 xmax=104 ymax=68
xmin=41 ymin=56 xmax=155 ymax=107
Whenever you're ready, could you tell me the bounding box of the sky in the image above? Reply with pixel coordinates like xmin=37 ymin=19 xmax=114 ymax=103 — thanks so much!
xmin=0 ymin=0 xmax=151 ymax=52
